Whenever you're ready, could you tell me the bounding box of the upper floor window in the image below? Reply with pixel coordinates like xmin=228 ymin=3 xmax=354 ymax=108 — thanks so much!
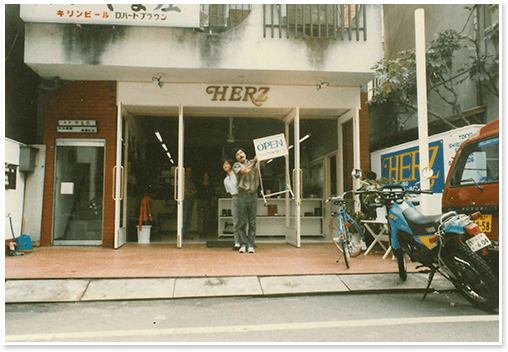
xmin=199 ymin=4 xmax=252 ymax=34
xmin=263 ymin=4 xmax=367 ymax=40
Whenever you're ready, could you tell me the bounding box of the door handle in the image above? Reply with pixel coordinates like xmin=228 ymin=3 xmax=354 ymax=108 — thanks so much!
xmin=174 ymin=167 xmax=186 ymax=202
xmin=292 ymin=169 xmax=302 ymax=205
xmin=112 ymin=166 xmax=124 ymax=201
xmin=174 ymin=167 xmax=179 ymax=201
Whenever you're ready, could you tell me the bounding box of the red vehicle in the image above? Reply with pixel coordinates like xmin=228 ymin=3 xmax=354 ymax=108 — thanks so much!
xmin=442 ymin=119 xmax=499 ymax=272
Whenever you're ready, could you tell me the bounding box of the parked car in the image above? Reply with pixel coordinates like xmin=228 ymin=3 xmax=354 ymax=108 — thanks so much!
xmin=442 ymin=119 xmax=499 ymax=273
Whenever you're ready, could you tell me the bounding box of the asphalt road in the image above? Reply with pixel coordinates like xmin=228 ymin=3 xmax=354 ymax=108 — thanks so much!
xmin=5 ymin=292 xmax=499 ymax=343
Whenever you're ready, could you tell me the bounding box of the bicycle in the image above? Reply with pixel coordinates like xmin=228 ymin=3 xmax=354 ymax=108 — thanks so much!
xmin=326 ymin=191 xmax=366 ymax=268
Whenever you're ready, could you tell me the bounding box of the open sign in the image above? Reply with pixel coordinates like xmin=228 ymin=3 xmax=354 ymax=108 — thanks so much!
xmin=253 ymin=133 xmax=288 ymax=161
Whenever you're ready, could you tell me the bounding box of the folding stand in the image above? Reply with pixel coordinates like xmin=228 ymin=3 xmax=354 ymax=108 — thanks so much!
xmin=258 ymin=166 xmax=294 ymax=206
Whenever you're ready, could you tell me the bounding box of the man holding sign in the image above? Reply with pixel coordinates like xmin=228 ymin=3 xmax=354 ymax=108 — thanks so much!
xmin=233 ymin=148 xmax=259 ymax=254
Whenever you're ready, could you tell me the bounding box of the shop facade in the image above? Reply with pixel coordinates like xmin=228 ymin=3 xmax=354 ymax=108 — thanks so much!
xmin=18 ymin=4 xmax=383 ymax=249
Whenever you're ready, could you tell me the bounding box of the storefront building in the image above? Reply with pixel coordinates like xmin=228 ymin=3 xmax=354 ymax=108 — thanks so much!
xmin=18 ymin=4 xmax=383 ymax=249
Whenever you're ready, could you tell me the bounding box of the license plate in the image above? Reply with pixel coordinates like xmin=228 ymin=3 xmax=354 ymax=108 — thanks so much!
xmin=474 ymin=214 xmax=492 ymax=233
xmin=466 ymin=232 xmax=491 ymax=252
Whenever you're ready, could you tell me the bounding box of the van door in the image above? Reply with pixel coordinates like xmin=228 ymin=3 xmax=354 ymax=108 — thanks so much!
xmin=443 ymin=135 xmax=499 ymax=241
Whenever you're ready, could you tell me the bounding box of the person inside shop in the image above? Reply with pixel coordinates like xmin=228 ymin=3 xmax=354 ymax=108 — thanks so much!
xmin=183 ymin=167 xmax=197 ymax=239
xmin=222 ymin=159 xmax=239 ymax=249
xmin=233 ymin=148 xmax=259 ymax=254
xmin=196 ymin=171 xmax=215 ymax=239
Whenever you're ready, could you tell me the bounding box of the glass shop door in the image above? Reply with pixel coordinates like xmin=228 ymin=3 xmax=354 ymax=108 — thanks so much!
xmin=52 ymin=139 xmax=105 ymax=245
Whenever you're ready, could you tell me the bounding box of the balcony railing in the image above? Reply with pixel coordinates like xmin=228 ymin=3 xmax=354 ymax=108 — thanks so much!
xmin=197 ymin=4 xmax=367 ymax=40
xmin=199 ymin=4 xmax=253 ymax=34
xmin=263 ymin=4 xmax=367 ymax=40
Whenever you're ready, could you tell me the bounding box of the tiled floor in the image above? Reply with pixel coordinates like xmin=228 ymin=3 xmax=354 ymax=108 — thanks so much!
xmin=5 ymin=243 xmax=420 ymax=280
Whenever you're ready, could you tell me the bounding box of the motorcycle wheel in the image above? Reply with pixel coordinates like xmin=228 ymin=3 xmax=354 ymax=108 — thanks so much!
xmin=395 ymin=248 xmax=407 ymax=281
xmin=441 ymin=244 xmax=498 ymax=311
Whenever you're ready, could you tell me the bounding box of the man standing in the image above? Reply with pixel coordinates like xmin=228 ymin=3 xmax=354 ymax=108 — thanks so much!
xmin=233 ymin=149 xmax=259 ymax=253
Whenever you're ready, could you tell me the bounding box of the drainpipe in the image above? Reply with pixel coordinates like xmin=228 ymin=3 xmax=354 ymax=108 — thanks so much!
xmin=36 ymin=76 xmax=60 ymax=144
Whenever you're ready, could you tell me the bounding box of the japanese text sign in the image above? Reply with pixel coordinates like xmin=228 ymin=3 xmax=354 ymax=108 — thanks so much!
xmin=253 ymin=134 xmax=288 ymax=161
xmin=20 ymin=4 xmax=200 ymax=28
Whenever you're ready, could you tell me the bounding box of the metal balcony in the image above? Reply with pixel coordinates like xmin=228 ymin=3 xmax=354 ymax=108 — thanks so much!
xmin=198 ymin=4 xmax=367 ymax=40
xmin=199 ymin=4 xmax=253 ymax=34
xmin=263 ymin=4 xmax=367 ymax=40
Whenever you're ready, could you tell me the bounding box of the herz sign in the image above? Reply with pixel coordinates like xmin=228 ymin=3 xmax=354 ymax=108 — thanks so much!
xmin=206 ymin=86 xmax=270 ymax=107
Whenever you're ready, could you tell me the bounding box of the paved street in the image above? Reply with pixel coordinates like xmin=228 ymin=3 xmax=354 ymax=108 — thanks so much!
xmin=5 ymin=243 xmax=500 ymax=344
xmin=5 ymin=292 xmax=499 ymax=343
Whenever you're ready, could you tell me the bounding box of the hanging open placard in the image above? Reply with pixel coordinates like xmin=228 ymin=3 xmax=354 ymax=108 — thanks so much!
xmin=253 ymin=133 xmax=288 ymax=161
xmin=253 ymin=133 xmax=293 ymax=205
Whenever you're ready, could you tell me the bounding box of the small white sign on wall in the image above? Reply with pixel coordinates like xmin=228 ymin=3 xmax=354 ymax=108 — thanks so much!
xmin=60 ymin=182 xmax=74 ymax=195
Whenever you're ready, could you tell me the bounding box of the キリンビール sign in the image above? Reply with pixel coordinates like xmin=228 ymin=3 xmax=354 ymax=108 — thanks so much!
xmin=20 ymin=4 xmax=200 ymax=28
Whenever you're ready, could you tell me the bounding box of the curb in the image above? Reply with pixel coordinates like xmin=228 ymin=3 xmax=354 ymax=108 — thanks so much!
xmin=5 ymin=272 xmax=456 ymax=304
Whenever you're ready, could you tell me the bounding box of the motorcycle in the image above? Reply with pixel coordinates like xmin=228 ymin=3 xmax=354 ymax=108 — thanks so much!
xmin=353 ymin=172 xmax=498 ymax=311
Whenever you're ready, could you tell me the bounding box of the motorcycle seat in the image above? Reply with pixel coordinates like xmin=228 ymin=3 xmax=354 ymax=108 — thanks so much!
xmin=402 ymin=207 xmax=456 ymax=235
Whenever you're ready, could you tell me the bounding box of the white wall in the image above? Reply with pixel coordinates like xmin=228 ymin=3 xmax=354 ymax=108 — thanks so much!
xmin=24 ymin=5 xmax=384 ymax=84
xmin=5 ymin=139 xmax=25 ymax=241
xmin=4 ymin=139 xmax=45 ymax=244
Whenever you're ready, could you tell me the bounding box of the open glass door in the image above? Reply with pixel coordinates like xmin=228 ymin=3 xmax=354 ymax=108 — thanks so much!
xmin=285 ymin=108 xmax=301 ymax=247
xmin=325 ymin=153 xmax=338 ymax=238
xmin=114 ymin=103 xmax=127 ymax=248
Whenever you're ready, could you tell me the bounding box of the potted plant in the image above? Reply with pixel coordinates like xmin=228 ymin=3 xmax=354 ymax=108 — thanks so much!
xmin=349 ymin=177 xmax=391 ymax=245
xmin=137 ymin=192 xmax=153 ymax=244
xmin=356 ymin=177 xmax=390 ymax=218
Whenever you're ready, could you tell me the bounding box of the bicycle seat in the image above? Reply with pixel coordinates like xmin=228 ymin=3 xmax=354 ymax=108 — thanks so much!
xmin=402 ymin=207 xmax=456 ymax=235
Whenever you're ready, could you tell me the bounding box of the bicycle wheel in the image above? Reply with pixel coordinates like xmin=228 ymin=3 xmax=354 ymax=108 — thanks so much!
xmin=341 ymin=237 xmax=351 ymax=268
xmin=346 ymin=219 xmax=363 ymax=258
xmin=329 ymin=216 xmax=351 ymax=268
xmin=329 ymin=216 xmax=343 ymax=251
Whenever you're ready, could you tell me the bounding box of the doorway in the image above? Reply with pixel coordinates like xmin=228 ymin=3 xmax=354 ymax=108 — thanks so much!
xmin=124 ymin=114 xmax=291 ymax=244
xmin=52 ymin=139 xmax=105 ymax=245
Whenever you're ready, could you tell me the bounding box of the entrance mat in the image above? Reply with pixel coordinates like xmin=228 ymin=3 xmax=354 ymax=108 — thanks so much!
xmin=206 ymin=240 xmax=235 ymax=248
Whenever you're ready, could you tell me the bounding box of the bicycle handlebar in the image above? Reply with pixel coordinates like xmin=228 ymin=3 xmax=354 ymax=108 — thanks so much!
xmin=326 ymin=190 xmax=354 ymax=203
xmin=355 ymin=185 xmax=433 ymax=201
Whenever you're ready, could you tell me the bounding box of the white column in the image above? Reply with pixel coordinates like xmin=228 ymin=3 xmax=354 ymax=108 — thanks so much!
xmin=352 ymin=107 xmax=361 ymax=211
xmin=415 ymin=8 xmax=430 ymax=214
xmin=177 ymin=105 xmax=184 ymax=247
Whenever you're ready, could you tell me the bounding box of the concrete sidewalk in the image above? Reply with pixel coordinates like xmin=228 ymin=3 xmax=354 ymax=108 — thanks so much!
xmin=5 ymin=272 xmax=456 ymax=304
xmin=4 ymin=243 xmax=457 ymax=304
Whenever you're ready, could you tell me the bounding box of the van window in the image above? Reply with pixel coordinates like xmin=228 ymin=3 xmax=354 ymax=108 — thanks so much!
xmin=450 ymin=136 xmax=499 ymax=187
